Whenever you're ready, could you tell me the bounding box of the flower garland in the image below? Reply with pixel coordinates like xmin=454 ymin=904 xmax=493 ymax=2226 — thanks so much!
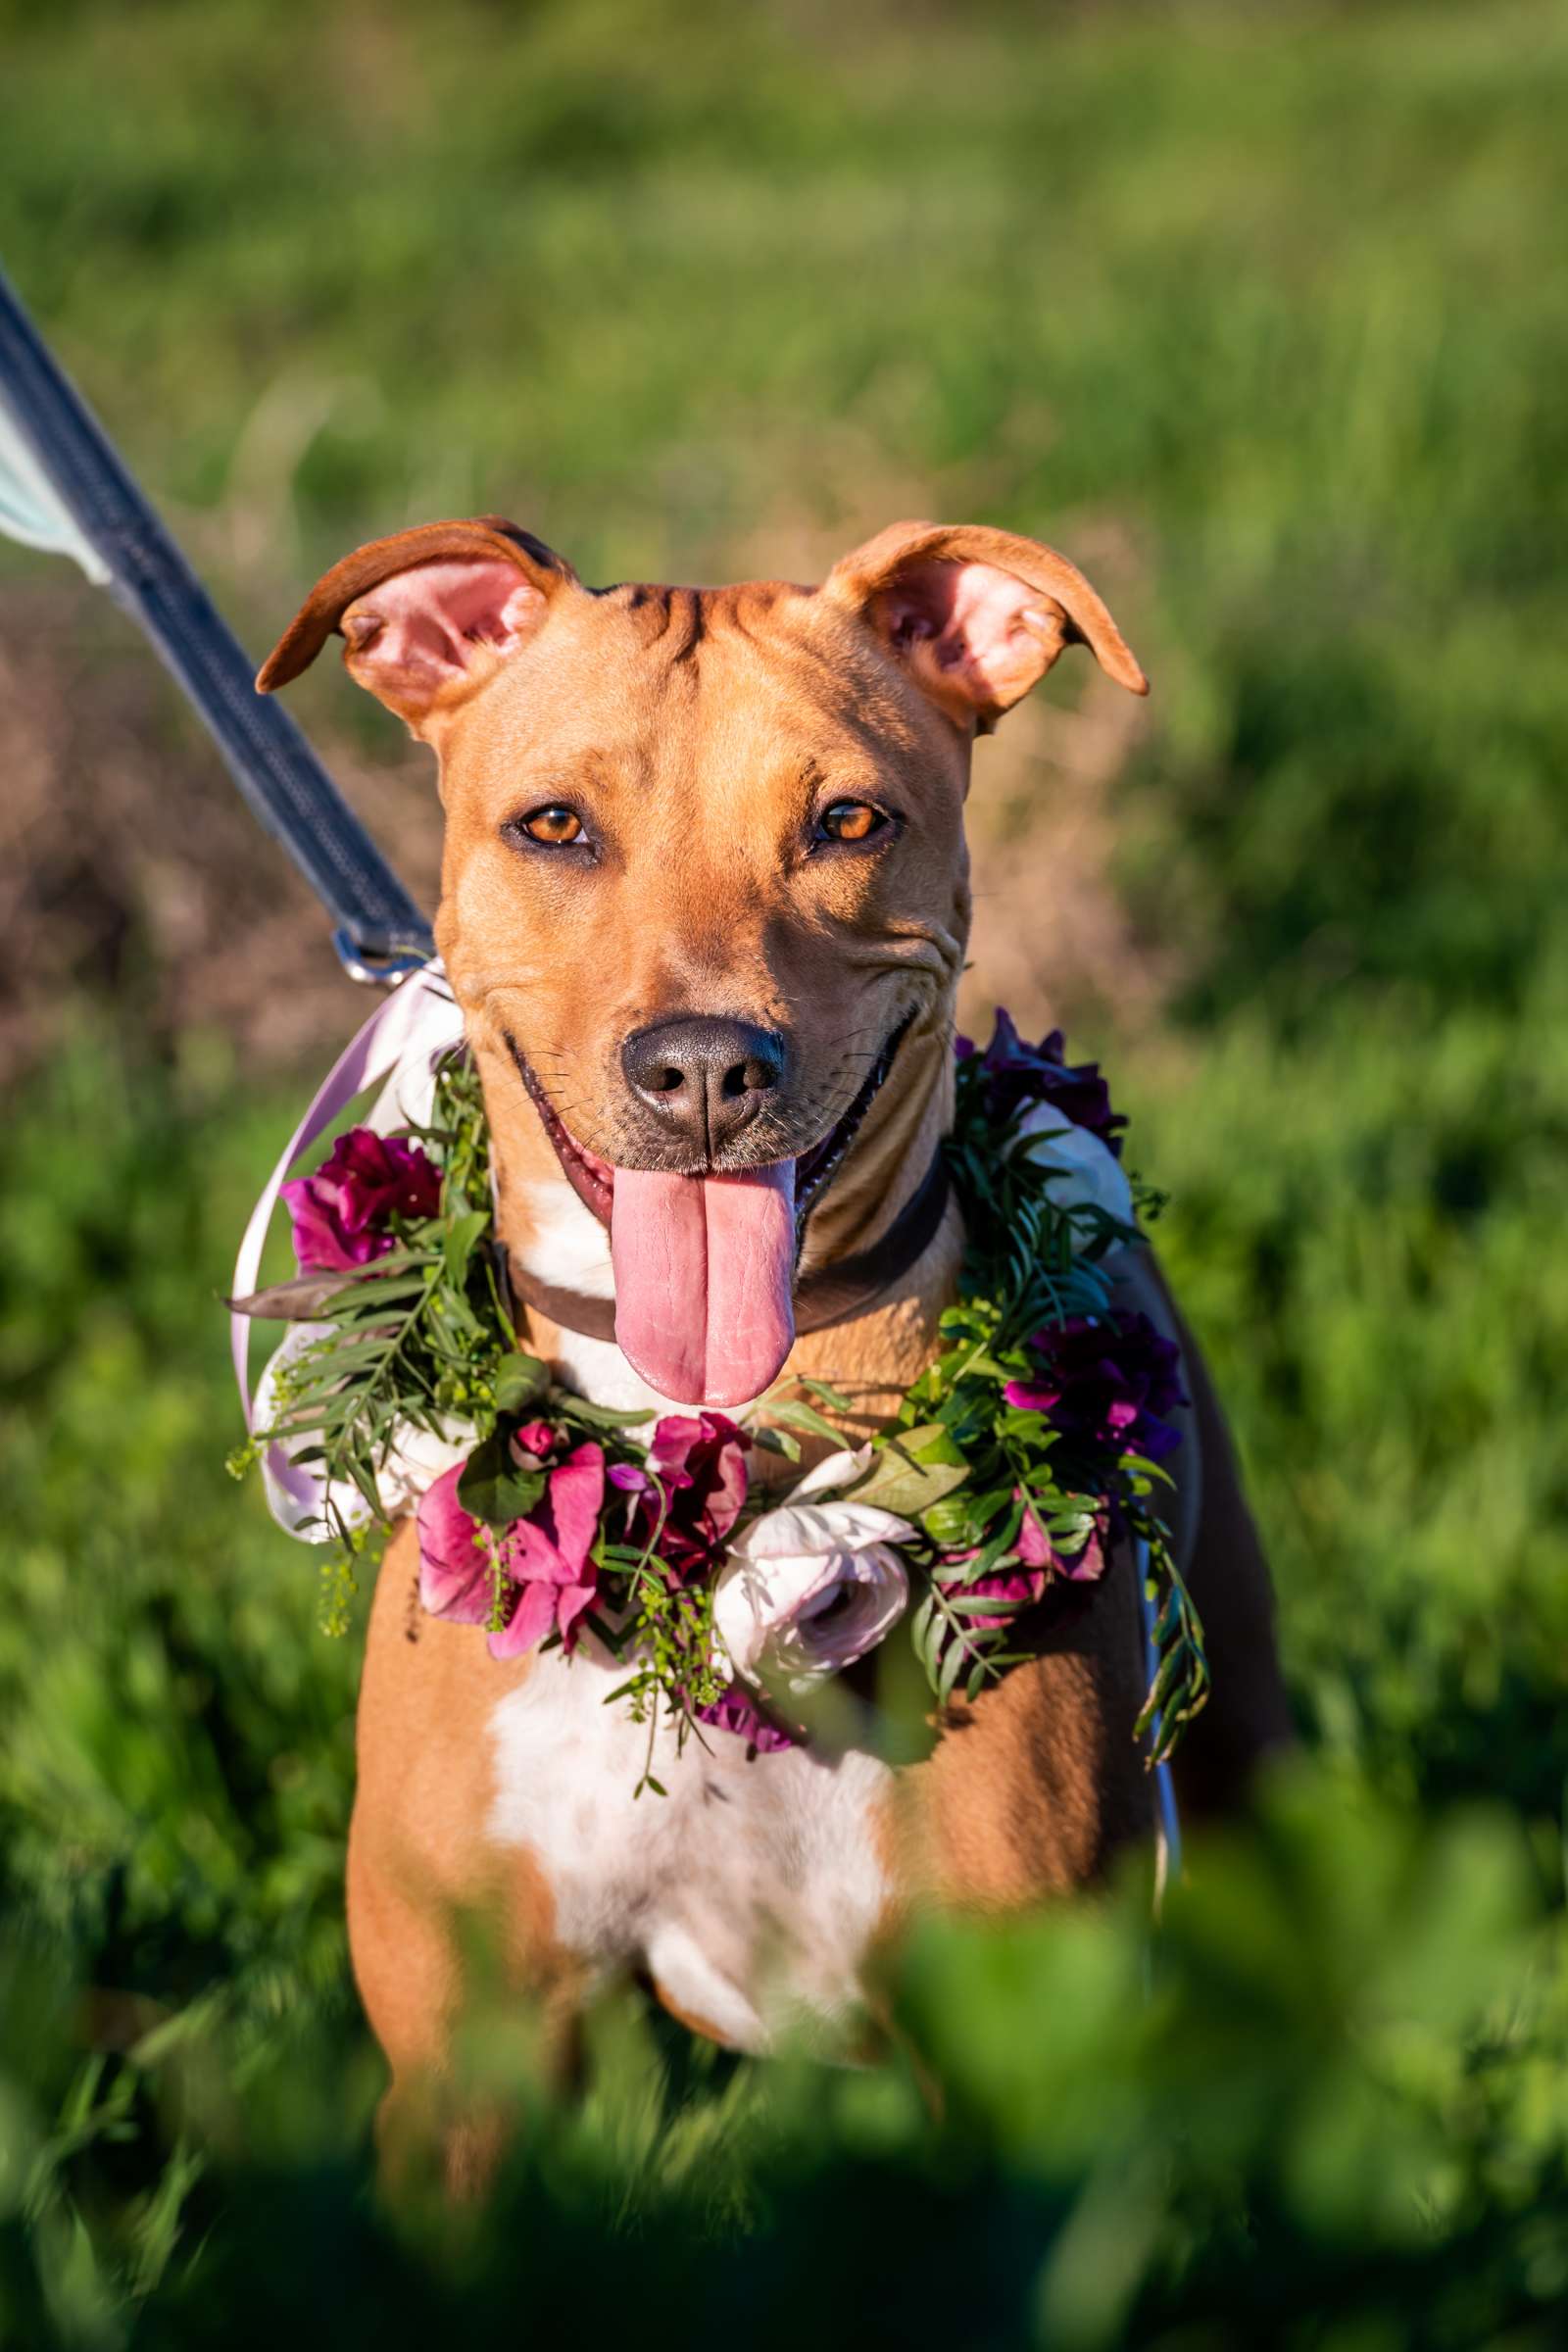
xmin=233 ymin=1014 xmax=1208 ymax=1778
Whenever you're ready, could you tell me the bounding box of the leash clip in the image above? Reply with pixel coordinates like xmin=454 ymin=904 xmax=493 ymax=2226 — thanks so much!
xmin=331 ymin=928 xmax=433 ymax=988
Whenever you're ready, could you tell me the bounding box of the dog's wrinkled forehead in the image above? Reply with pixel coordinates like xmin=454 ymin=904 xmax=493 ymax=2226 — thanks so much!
xmin=440 ymin=572 xmax=957 ymax=821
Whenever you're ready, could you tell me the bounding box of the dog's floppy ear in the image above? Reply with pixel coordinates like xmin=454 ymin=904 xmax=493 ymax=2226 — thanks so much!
xmin=822 ymin=519 xmax=1147 ymax=731
xmin=256 ymin=515 xmax=578 ymax=733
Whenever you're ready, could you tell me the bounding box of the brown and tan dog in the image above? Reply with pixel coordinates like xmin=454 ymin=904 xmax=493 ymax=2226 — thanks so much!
xmin=259 ymin=515 xmax=1290 ymax=2171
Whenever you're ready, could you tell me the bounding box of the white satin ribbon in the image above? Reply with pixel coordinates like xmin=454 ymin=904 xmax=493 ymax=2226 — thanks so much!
xmin=230 ymin=960 xmax=466 ymax=1533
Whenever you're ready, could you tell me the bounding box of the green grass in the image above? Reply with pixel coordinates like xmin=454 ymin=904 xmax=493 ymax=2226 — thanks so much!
xmin=3 ymin=0 xmax=1568 ymax=2341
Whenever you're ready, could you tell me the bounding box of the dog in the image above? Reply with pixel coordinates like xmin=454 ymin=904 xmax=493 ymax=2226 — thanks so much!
xmin=258 ymin=515 xmax=1291 ymax=2178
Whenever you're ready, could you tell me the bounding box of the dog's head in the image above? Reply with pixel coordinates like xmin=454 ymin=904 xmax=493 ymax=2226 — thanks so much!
xmin=260 ymin=516 xmax=1145 ymax=1403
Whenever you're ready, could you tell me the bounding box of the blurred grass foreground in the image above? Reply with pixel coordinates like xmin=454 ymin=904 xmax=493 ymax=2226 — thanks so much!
xmin=4 ymin=1 xmax=1568 ymax=2343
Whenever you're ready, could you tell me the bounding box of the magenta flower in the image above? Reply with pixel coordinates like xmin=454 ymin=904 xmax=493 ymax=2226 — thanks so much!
xmin=1015 ymin=1497 xmax=1054 ymax=1572
xmin=1015 ymin=1492 xmax=1106 ymax=1584
xmin=1004 ymin=1311 xmax=1187 ymax=1462
xmin=608 ymin=1461 xmax=654 ymax=1494
xmin=415 ymin=1464 xmax=494 ymax=1627
xmin=955 ymin=1010 xmax=1126 ymax=1157
xmin=416 ymin=1434 xmax=607 ymax=1659
xmin=282 ymin=1127 xmax=442 ymax=1272
xmin=630 ymin=1411 xmax=751 ymax=1581
xmin=698 ymin=1686 xmax=797 ymax=1753
xmin=954 ymin=1564 xmax=1051 ymax=1636
xmin=941 ymin=1493 xmax=1106 ymax=1648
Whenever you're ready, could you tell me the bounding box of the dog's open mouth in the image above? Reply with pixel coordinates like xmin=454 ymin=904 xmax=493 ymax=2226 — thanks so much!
xmin=509 ymin=1018 xmax=911 ymax=1408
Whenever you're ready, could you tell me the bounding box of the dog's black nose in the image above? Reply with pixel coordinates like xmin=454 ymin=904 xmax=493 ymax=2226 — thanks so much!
xmin=621 ymin=1016 xmax=786 ymax=1155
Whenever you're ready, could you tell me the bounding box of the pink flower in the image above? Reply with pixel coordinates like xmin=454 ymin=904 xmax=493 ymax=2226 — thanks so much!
xmin=940 ymin=1494 xmax=1106 ymax=1652
xmin=956 ymin=1564 xmax=1050 ymax=1635
xmin=630 ymin=1411 xmax=751 ymax=1581
xmin=416 ymin=1435 xmax=607 ymax=1659
xmin=415 ymin=1463 xmax=494 ymax=1625
xmin=489 ymin=1440 xmax=606 ymax=1656
xmin=697 ymin=1686 xmax=798 ymax=1753
xmin=282 ymin=1128 xmax=442 ymax=1272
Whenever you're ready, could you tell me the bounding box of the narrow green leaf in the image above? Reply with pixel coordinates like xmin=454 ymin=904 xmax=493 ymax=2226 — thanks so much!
xmin=559 ymin=1395 xmax=655 ymax=1430
xmin=759 ymin=1397 xmax=844 ymax=1445
xmin=493 ymin=1351 xmax=551 ymax=1414
xmin=751 ymin=1426 xmax=803 ymax=1460
xmin=443 ymin=1207 xmax=491 ymax=1289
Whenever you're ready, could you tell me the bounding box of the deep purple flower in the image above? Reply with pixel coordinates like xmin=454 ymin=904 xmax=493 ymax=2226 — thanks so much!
xmin=282 ymin=1127 xmax=442 ymax=1272
xmin=698 ymin=1686 xmax=797 ymax=1753
xmin=956 ymin=1009 xmax=1126 ymax=1157
xmin=631 ymin=1411 xmax=751 ymax=1581
xmin=1004 ymin=1311 xmax=1187 ymax=1462
xmin=416 ymin=1436 xmax=607 ymax=1659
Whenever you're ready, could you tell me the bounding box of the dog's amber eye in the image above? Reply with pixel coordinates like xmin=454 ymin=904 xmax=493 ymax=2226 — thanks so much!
xmin=817 ymin=799 xmax=886 ymax=845
xmin=520 ymin=805 xmax=584 ymax=846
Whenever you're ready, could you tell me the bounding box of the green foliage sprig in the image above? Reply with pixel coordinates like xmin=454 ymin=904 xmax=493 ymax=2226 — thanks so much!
xmin=237 ymin=1055 xmax=517 ymax=1626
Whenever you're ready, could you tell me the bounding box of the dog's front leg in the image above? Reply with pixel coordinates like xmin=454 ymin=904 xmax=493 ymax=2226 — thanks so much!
xmin=350 ymin=1526 xmax=586 ymax=2199
xmin=898 ymin=1546 xmax=1157 ymax=1906
xmin=349 ymin=1825 xmax=587 ymax=2200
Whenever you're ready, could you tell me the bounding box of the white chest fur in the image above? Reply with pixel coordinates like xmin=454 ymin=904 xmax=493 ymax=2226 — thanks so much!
xmin=484 ymin=1174 xmax=895 ymax=2050
xmin=487 ymin=1649 xmax=892 ymax=2049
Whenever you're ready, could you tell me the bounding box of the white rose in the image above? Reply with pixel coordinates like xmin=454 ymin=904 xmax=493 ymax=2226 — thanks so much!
xmin=1013 ymin=1104 xmax=1135 ymax=1243
xmin=712 ymin=1450 xmax=915 ymax=1694
xmin=254 ymin=1324 xmax=474 ymax=1541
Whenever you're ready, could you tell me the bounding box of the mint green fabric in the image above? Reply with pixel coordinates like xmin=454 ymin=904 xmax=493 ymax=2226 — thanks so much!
xmin=0 ymin=396 xmax=109 ymax=582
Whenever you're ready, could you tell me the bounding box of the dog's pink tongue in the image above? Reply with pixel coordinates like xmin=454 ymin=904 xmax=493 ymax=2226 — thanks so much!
xmin=610 ymin=1163 xmax=796 ymax=1407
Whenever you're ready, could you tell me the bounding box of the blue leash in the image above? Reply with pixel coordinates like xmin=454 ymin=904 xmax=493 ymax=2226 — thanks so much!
xmin=1137 ymin=1538 xmax=1183 ymax=1907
